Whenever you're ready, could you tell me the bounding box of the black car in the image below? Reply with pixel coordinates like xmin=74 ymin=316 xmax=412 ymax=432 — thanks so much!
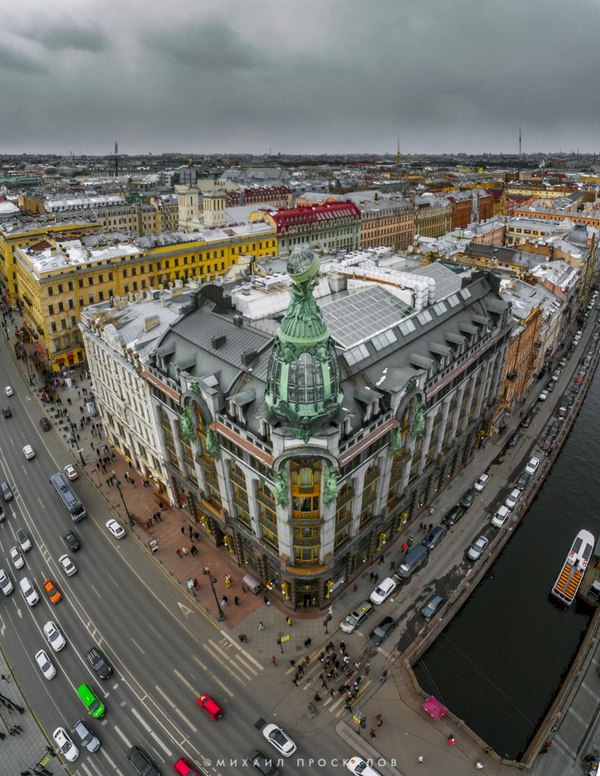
xmin=507 ymin=432 xmax=521 ymax=448
xmin=1 ymin=406 xmax=12 ymax=419
xmin=248 ymin=750 xmax=280 ymax=776
xmin=86 ymin=646 xmax=113 ymax=680
xmin=368 ymin=616 xmax=398 ymax=646
xmin=520 ymin=413 xmax=534 ymax=428
xmin=459 ymin=489 xmax=476 ymax=509
xmin=62 ymin=530 xmax=81 ymax=552
xmin=127 ymin=746 xmax=160 ymax=776
xmin=39 ymin=417 xmax=51 ymax=431
xmin=442 ymin=504 xmax=465 ymax=527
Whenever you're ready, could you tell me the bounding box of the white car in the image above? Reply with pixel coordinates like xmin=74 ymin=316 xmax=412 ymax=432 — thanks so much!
xmin=0 ymin=568 xmax=14 ymax=596
xmin=505 ymin=488 xmax=521 ymax=510
xmin=34 ymin=649 xmax=56 ymax=680
xmin=4 ymin=386 xmax=13 ymax=397
xmin=64 ymin=464 xmax=78 ymax=480
xmin=346 ymin=756 xmax=384 ymax=776
xmin=16 ymin=528 xmax=32 ymax=552
xmin=52 ymin=727 xmax=79 ymax=762
xmin=467 ymin=535 xmax=489 ymax=561
xmin=23 ymin=444 xmax=35 ymax=460
xmin=369 ymin=576 xmax=397 ymax=605
xmin=262 ymin=723 xmax=297 ymax=757
xmin=43 ymin=620 xmax=66 ymax=652
xmin=525 ymin=456 xmax=540 ymax=475
xmin=9 ymin=546 xmax=24 ymax=570
xmin=58 ymin=554 xmax=77 ymax=577
xmin=106 ymin=519 xmax=126 ymax=539
xmin=491 ymin=505 xmax=510 ymax=529
xmin=19 ymin=576 xmax=39 ymax=606
xmin=473 ymin=473 xmax=489 ymax=492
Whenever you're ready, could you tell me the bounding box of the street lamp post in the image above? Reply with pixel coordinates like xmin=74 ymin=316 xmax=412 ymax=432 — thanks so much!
xmin=203 ymin=566 xmax=225 ymax=621
xmin=112 ymin=470 xmax=134 ymax=527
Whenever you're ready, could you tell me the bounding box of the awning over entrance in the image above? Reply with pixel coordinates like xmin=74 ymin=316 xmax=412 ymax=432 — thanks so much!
xmin=422 ymin=695 xmax=447 ymax=720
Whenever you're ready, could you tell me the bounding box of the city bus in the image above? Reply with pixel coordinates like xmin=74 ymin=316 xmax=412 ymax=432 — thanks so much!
xmin=49 ymin=472 xmax=87 ymax=522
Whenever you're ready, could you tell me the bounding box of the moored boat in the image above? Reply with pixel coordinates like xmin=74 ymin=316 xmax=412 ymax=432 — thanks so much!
xmin=551 ymin=529 xmax=595 ymax=605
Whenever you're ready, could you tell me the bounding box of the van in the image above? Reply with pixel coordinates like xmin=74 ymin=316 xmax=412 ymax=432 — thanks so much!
xmin=340 ymin=602 xmax=373 ymax=633
xmin=396 ymin=544 xmax=429 ymax=580
xmin=77 ymin=683 xmax=106 ymax=719
xmin=242 ymin=573 xmax=263 ymax=595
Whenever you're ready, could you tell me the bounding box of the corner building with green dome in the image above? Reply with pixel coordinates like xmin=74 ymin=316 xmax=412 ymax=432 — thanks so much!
xmin=147 ymin=248 xmax=512 ymax=609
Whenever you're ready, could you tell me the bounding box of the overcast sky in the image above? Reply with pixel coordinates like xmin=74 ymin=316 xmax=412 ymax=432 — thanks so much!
xmin=2 ymin=0 xmax=599 ymax=156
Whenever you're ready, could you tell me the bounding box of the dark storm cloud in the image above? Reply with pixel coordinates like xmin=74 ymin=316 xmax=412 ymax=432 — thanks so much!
xmin=144 ymin=20 xmax=265 ymax=71
xmin=29 ymin=24 xmax=110 ymax=53
xmin=0 ymin=43 xmax=44 ymax=75
xmin=1 ymin=0 xmax=600 ymax=154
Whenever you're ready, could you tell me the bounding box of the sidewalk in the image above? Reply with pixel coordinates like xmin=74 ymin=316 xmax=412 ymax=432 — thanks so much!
xmin=0 ymin=645 xmax=69 ymax=776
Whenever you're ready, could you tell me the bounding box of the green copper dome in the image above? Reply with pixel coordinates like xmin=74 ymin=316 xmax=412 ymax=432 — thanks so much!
xmin=265 ymin=248 xmax=343 ymax=435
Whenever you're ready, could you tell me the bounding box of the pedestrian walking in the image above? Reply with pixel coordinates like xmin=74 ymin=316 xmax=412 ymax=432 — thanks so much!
xmin=258 ymin=621 xmax=265 ymax=630
xmin=272 ymin=656 xmax=278 ymax=666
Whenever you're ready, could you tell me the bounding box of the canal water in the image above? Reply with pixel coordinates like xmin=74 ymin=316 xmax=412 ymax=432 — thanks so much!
xmin=414 ymin=365 xmax=600 ymax=760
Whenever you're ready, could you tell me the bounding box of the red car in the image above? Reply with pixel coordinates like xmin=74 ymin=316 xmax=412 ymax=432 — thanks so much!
xmin=173 ymin=757 xmax=203 ymax=775
xmin=196 ymin=693 xmax=224 ymax=720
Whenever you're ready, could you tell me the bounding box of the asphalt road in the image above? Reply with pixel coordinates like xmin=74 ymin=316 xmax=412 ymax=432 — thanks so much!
xmin=0 ymin=345 xmax=355 ymax=775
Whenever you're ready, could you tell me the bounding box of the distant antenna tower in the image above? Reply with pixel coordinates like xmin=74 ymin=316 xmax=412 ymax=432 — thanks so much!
xmin=519 ymin=127 xmax=522 ymax=156
xmin=114 ymin=141 xmax=119 ymax=177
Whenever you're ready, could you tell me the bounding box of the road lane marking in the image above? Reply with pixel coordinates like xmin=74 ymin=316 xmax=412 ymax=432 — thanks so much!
xmin=150 ymin=730 xmax=172 ymax=757
xmin=130 ymin=706 xmax=152 ymax=731
xmin=193 ymin=655 xmax=208 ymax=672
xmin=205 ymin=638 xmax=256 ymax=682
xmin=173 ymin=668 xmax=195 ymax=693
xmin=207 ymin=672 xmax=235 ymax=698
xmin=218 ymin=631 xmax=265 ymax=671
xmin=113 ymin=725 xmax=132 ymax=746
xmin=172 ymin=705 xmax=198 ymax=732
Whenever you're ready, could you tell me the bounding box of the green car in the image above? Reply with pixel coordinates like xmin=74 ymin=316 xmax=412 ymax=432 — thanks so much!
xmin=77 ymin=683 xmax=105 ymax=719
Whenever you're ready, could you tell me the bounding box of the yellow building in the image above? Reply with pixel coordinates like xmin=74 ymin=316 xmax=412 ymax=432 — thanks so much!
xmin=0 ymin=218 xmax=101 ymax=302
xmin=13 ymin=222 xmax=277 ymax=371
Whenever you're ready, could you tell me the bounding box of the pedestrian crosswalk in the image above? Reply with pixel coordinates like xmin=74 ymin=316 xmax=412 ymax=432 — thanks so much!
xmin=200 ymin=635 xmax=264 ymax=687
xmin=286 ymin=646 xmax=375 ymax=717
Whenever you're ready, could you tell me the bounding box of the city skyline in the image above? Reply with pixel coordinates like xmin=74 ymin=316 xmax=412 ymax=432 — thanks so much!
xmin=1 ymin=0 xmax=599 ymax=157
